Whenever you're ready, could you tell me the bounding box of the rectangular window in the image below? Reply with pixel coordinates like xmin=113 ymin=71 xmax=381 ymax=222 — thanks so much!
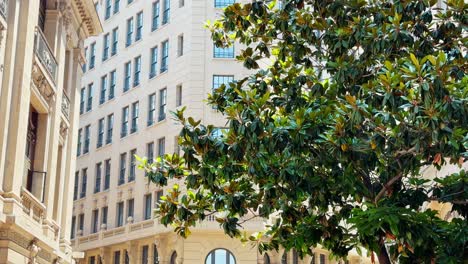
xmin=102 ymin=206 xmax=108 ymax=227
xmin=80 ymin=88 xmax=85 ymax=114
xmin=71 ymin=215 xmax=76 ymax=239
xmin=109 ymin=70 xmax=116 ymax=99
xmin=129 ymin=149 xmax=136 ymax=181
xmin=104 ymin=159 xmax=111 ymax=190
xmin=149 ymin=46 xmax=158 ymax=78
xmin=87 ymin=83 xmax=93 ymax=111
xmin=90 ymin=256 xmax=96 ymax=264
xmin=177 ymin=34 xmax=184 ymax=56
xmin=176 ymin=84 xmax=182 ymax=107
xmin=133 ymin=56 xmax=141 ymax=87
xmin=147 ymin=142 xmax=154 ymax=163
xmin=80 ymin=168 xmax=87 ymax=198
xmin=148 ymin=93 xmax=156 ymax=126
xmin=103 ymin=33 xmax=110 ymax=61
xmin=97 ymin=118 xmax=104 ymax=147
xmin=94 ymin=162 xmax=102 ymax=193
xmin=91 ymin=209 xmax=99 ymax=233
xmin=116 ymin=202 xmax=124 ymax=227
xmin=136 ymin=11 xmax=143 ymax=41
xmin=155 ymin=190 xmax=163 ymax=205
xmin=105 ymin=0 xmax=112 ymax=19
xmin=111 ymin=27 xmax=118 ymax=56
xmin=142 ymin=245 xmax=149 ymax=264
xmin=100 ymin=75 xmax=108 ymax=104
xmin=121 ymin=106 xmax=129 ymax=137
xmin=127 ymin=198 xmax=134 ymax=220
xmin=84 ymin=125 xmax=90 ymax=154
xmin=152 ymin=1 xmax=160 ymax=31
xmin=179 ymin=0 xmax=184 ymax=7
xmin=83 ymin=48 xmax=87 ymax=72
xmin=144 ymin=194 xmax=152 ymax=220
xmin=114 ymin=0 xmax=120 ymax=14
xmin=131 ymin=101 xmax=139 ymax=133
xmin=119 ymin=153 xmax=126 ymax=185
xmin=320 ymin=254 xmax=325 ymax=264
xmin=89 ymin=42 xmax=96 ymax=69
xmin=160 ymin=40 xmax=169 ymax=73
xmin=114 ymin=251 xmax=121 ymax=264
xmin=215 ymin=0 xmax=235 ymax=8
xmin=73 ymin=171 xmax=79 ymax=200
xmin=158 ymin=88 xmax=167 ymax=121
xmin=214 ymin=45 xmax=235 ymax=58
xmin=78 ymin=213 xmax=84 ymax=235
xmin=213 ymin=75 xmax=234 ymax=92
xmin=174 ymin=136 xmax=180 ymax=155
xmin=158 ymin=137 xmax=165 ymax=157
xmin=77 ymin=129 xmax=82 ymax=156
xmin=126 ymin=17 xmax=134 ymax=47
xmin=124 ymin=61 xmax=131 ymax=92
xmin=162 ymin=0 xmax=170 ymax=24
xmin=106 ymin=113 xmax=114 ymax=144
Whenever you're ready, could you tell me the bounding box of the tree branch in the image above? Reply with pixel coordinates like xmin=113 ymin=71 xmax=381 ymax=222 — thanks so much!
xmin=374 ymin=173 xmax=403 ymax=204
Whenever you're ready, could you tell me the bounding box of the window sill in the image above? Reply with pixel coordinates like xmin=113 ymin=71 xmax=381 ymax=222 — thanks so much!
xmin=147 ymin=118 xmax=167 ymax=129
xmin=98 ymin=97 xmax=116 ymax=108
xmin=117 ymin=181 xmax=135 ymax=189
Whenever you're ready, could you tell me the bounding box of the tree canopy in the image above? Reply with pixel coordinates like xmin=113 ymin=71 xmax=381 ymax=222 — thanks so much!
xmin=140 ymin=0 xmax=468 ymax=263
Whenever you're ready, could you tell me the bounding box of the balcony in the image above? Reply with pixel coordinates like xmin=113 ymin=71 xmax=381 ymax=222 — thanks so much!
xmin=21 ymin=187 xmax=46 ymax=224
xmin=0 ymin=0 xmax=7 ymax=29
xmin=34 ymin=27 xmax=58 ymax=82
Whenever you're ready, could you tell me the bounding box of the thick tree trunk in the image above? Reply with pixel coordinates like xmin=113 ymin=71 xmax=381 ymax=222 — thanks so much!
xmin=377 ymin=239 xmax=391 ymax=264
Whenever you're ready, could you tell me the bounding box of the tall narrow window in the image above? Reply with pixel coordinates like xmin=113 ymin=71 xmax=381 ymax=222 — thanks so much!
xmin=106 ymin=114 xmax=114 ymax=144
xmin=105 ymin=0 xmax=112 ymax=19
xmin=129 ymin=149 xmax=136 ymax=181
xmin=319 ymin=254 xmax=325 ymax=264
xmin=124 ymin=62 xmax=131 ymax=92
xmin=214 ymin=45 xmax=235 ymax=58
xmin=97 ymin=118 xmax=104 ymax=148
xmin=177 ymin=34 xmax=184 ymax=56
xmin=176 ymin=84 xmax=182 ymax=107
xmin=158 ymin=137 xmax=165 ymax=157
xmin=103 ymin=33 xmax=110 ymax=61
xmin=136 ymin=11 xmax=143 ymax=41
xmin=100 ymin=75 xmax=108 ymax=104
xmin=80 ymin=168 xmax=87 ymax=198
xmin=94 ymin=162 xmax=102 ymax=193
xmin=144 ymin=194 xmax=152 ymax=220
xmin=127 ymin=198 xmax=134 ymax=220
xmin=78 ymin=213 xmax=84 ymax=235
xmin=160 ymin=40 xmax=169 ymax=73
xmin=174 ymin=136 xmax=180 ymax=155
xmin=104 ymin=159 xmax=111 ymax=190
xmin=114 ymin=0 xmax=120 ymax=14
xmin=148 ymin=93 xmax=156 ymax=126
xmin=126 ymin=17 xmax=134 ymax=47
xmin=149 ymin=46 xmax=158 ymax=78
xmin=87 ymin=83 xmax=93 ymax=111
xmin=114 ymin=251 xmax=121 ymax=264
xmin=142 ymin=245 xmax=149 ymax=264
xmin=119 ymin=153 xmax=126 ymax=185
xmin=162 ymin=0 xmax=170 ymax=24
xmin=179 ymin=0 xmax=184 ymax=7
xmin=77 ymin=129 xmax=82 ymax=156
xmin=121 ymin=106 xmax=129 ymax=138
xmin=152 ymin=1 xmax=160 ymax=31
xmin=83 ymin=48 xmax=87 ymax=72
xmin=91 ymin=209 xmax=99 ymax=233
xmin=153 ymin=245 xmax=159 ymax=264
xmin=133 ymin=56 xmax=141 ymax=87
xmin=73 ymin=171 xmax=79 ymax=200
xmin=84 ymin=125 xmax=91 ymax=154
xmin=155 ymin=190 xmax=163 ymax=205
xmin=89 ymin=42 xmax=96 ymax=69
xmin=147 ymin=142 xmax=154 ymax=163
xmin=80 ymin=88 xmax=85 ymax=114
xmin=71 ymin=215 xmax=76 ymax=239
xmin=116 ymin=202 xmax=124 ymax=227
xmin=112 ymin=27 xmax=119 ymax=56
xmin=109 ymin=70 xmax=116 ymax=100
xmin=158 ymin=88 xmax=167 ymax=121
xmin=131 ymin=101 xmax=139 ymax=133
xmin=102 ymin=206 xmax=108 ymax=227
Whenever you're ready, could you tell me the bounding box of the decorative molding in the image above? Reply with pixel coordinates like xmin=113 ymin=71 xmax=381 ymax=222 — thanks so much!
xmin=0 ymin=230 xmax=53 ymax=262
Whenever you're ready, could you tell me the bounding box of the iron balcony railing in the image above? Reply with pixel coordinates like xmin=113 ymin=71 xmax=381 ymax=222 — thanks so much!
xmin=0 ymin=0 xmax=8 ymax=21
xmin=61 ymin=90 xmax=71 ymax=119
xmin=34 ymin=27 xmax=58 ymax=83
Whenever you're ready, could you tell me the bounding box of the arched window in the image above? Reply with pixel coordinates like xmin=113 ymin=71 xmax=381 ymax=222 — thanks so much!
xmin=263 ymin=253 xmax=271 ymax=264
xmin=281 ymin=252 xmax=288 ymax=264
xmin=170 ymin=251 xmax=177 ymax=264
xmin=205 ymin=248 xmax=236 ymax=264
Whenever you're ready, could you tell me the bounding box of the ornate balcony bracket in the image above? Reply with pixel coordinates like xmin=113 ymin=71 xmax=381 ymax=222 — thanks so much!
xmin=0 ymin=0 xmax=8 ymax=28
xmin=61 ymin=90 xmax=70 ymax=120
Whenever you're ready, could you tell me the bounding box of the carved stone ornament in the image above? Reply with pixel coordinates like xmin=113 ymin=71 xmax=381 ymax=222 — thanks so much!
xmin=28 ymin=238 xmax=41 ymax=264
xmin=31 ymin=63 xmax=55 ymax=104
xmin=59 ymin=120 xmax=69 ymax=139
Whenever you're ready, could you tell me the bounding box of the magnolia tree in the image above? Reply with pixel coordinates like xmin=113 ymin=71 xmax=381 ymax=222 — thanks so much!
xmin=140 ymin=0 xmax=467 ymax=263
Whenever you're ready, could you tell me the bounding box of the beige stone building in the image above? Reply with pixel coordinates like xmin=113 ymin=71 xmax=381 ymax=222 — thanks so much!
xmin=0 ymin=0 xmax=101 ymax=263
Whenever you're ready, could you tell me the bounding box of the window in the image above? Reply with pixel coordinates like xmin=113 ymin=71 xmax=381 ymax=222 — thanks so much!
xmin=125 ymin=251 xmax=130 ymax=264
xmin=104 ymin=159 xmax=111 ymax=190
xmin=129 ymin=149 xmax=136 ymax=181
xmin=114 ymin=251 xmax=121 ymax=264
xmin=83 ymin=48 xmax=87 ymax=72
xmin=149 ymin=46 xmax=158 ymax=78
xmin=153 ymin=245 xmax=159 ymax=264
xmin=133 ymin=56 xmax=141 ymax=87
xmin=158 ymin=88 xmax=167 ymax=121
xmin=89 ymin=42 xmax=96 ymax=69
xmin=152 ymin=1 xmax=160 ymax=31
xmin=213 ymin=75 xmax=234 ymax=92
xmin=78 ymin=213 xmax=84 ymax=235
xmin=77 ymin=129 xmax=82 ymax=156
xmin=147 ymin=142 xmax=154 ymax=163
xmin=100 ymin=75 xmax=108 ymax=104
xmin=281 ymin=252 xmax=287 ymax=264
xmin=205 ymin=249 xmax=236 ymax=264
xmin=80 ymin=168 xmax=87 ymax=198
xmin=80 ymin=88 xmax=85 ymax=114
xmin=126 ymin=17 xmax=134 ymax=47
xmin=176 ymin=84 xmax=182 ymax=107
xmin=106 ymin=113 xmax=114 ymax=144
xmin=214 ymin=45 xmax=234 ymax=58
xmin=179 ymin=0 xmax=184 ymax=7
xmin=116 ymin=202 xmax=124 ymax=227
xmin=174 ymin=136 xmax=180 ymax=155
xmin=105 ymin=0 xmax=112 ymax=19
xmin=124 ymin=61 xmax=131 ymax=91
xmin=127 ymin=198 xmax=134 ymax=220
xmin=131 ymin=101 xmax=139 ymax=133
xmin=144 ymin=194 xmax=152 ymax=220
xmin=90 ymin=256 xmax=96 ymax=264
xmin=87 ymin=83 xmax=93 ymax=111
xmin=109 ymin=70 xmax=116 ymax=99
xmin=292 ymin=250 xmax=298 ymax=264
xmin=73 ymin=171 xmax=79 ymax=200
xmin=155 ymin=190 xmax=163 ymax=205
xmin=71 ymin=215 xmax=76 ymax=239
xmin=177 ymin=34 xmax=184 ymax=56
xmin=128 ymin=0 xmax=133 ymax=3
xmin=114 ymin=0 xmax=120 ymax=14
xmin=121 ymin=106 xmax=129 ymax=137
xmin=94 ymin=162 xmax=102 ymax=193
xmin=103 ymin=33 xmax=110 ymax=61
xmin=84 ymin=125 xmax=90 ymax=154
xmin=215 ymin=0 xmax=235 ymax=8
xmin=162 ymin=0 xmax=170 ymax=25
xmin=170 ymin=252 xmax=177 ymax=264
xmin=142 ymin=245 xmax=149 ymax=264
xmin=92 ymin=209 xmax=99 ymax=233
xmin=160 ymin=40 xmax=169 ymax=73
xmin=119 ymin=153 xmax=127 ymax=185
xmin=319 ymin=254 xmax=325 ymax=264
xmin=136 ymin=11 xmax=143 ymax=41
xmin=264 ymin=254 xmax=270 ymax=264
xmin=157 ymin=137 xmax=165 ymax=157
xmin=112 ymin=27 xmax=118 ymax=56
xmin=102 ymin=206 xmax=108 ymax=227
xmin=148 ymin=93 xmax=156 ymax=126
